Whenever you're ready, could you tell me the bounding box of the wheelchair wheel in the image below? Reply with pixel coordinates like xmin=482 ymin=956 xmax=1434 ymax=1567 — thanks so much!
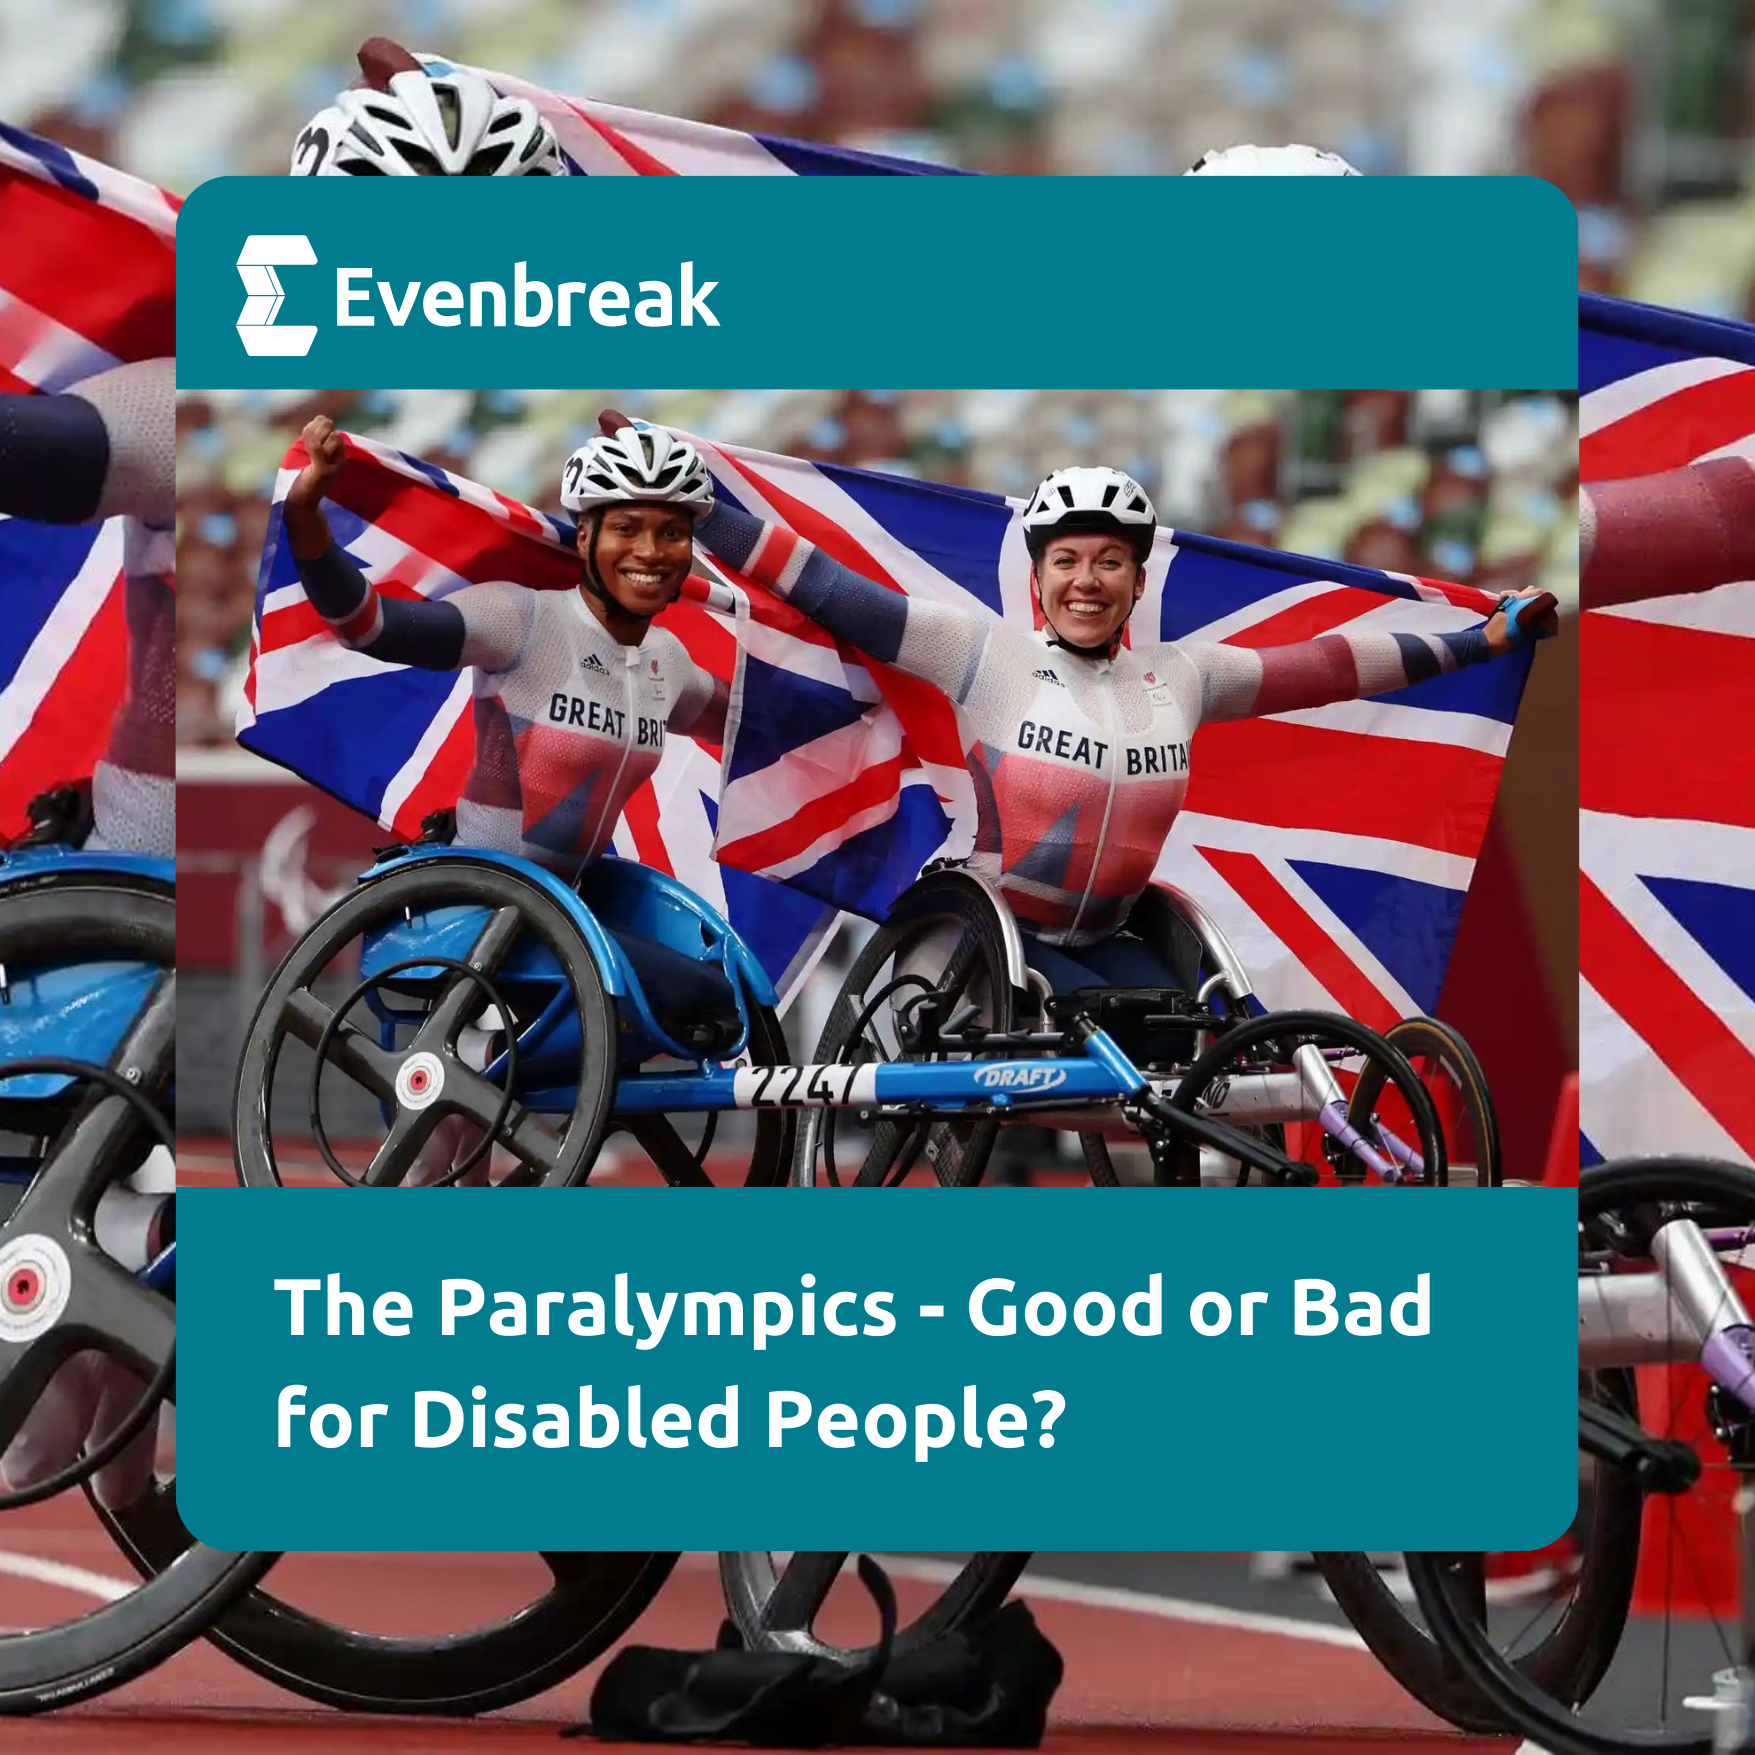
xmin=805 ymin=880 xmax=1019 ymax=1188
xmin=1314 ymin=1375 xmax=1641 ymax=1732
xmin=233 ymin=860 xmax=617 ymax=1188
xmin=720 ymin=1551 xmax=1030 ymax=1662
xmin=1164 ymin=1011 xmax=1447 ymax=1185
xmin=0 ymin=870 xmax=273 ymax=1713
xmin=612 ymin=993 xmax=794 ymax=1188
xmin=1405 ymin=1157 xmax=1755 ymax=1755
xmin=95 ymin=1486 xmax=679 ymax=1716
xmin=1347 ymin=1017 xmax=1501 ymax=1188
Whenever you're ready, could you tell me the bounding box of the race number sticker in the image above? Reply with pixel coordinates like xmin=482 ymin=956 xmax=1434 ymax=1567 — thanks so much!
xmin=732 ymin=1064 xmax=880 ymax=1108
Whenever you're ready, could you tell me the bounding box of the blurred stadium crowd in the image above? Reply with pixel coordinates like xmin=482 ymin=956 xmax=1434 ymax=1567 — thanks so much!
xmin=173 ymin=387 xmax=1579 ymax=744
xmin=4 ymin=0 xmax=1752 ymax=303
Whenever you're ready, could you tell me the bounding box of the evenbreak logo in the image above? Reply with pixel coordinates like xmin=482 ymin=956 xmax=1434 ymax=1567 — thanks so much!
xmin=233 ymin=231 xmax=721 ymax=358
xmin=236 ymin=235 xmax=319 ymax=358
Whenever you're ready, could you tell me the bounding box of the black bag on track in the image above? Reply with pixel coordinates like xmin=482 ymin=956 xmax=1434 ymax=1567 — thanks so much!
xmin=567 ymin=1555 xmax=1062 ymax=1748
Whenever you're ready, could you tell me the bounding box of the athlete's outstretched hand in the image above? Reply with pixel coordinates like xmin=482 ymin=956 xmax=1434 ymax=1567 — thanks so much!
xmin=1483 ymin=587 xmax=1559 ymax=653
xmin=291 ymin=415 xmax=348 ymax=502
xmin=284 ymin=416 xmax=349 ymax=559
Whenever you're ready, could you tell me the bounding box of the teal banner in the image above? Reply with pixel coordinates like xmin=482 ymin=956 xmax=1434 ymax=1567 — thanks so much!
xmin=175 ymin=177 xmax=1578 ymax=388
xmin=177 ymin=1188 xmax=1576 ymax=1552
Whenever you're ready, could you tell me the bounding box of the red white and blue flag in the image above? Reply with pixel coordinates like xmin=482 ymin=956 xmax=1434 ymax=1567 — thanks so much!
xmin=0 ymin=124 xmax=177 ymax=834
xmin=243 ymin=432 xmax=1531 ymax=1021
xmin=1579 ymin=291 xmax=1755 ymax=1165
xmin=447 ymin=60 xmax=964 ymax=178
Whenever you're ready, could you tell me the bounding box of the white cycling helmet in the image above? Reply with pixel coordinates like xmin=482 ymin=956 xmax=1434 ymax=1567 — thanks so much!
xmin=291 ymin=46 xmax=565 ymax=177
xmin=1022 ymin=466 xmax=1158 ymax=564
xmin=560 ymin=426 xmax=715 ymax=520
xmin=1186 ymin=143 xmax=1361 ymax=176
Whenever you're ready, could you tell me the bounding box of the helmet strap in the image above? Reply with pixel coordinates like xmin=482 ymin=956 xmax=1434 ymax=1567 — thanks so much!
xmin=577 ymin=505 xmax=686 ymax=630
xmin=1029 ymin=567 xmax=1139 ymax=661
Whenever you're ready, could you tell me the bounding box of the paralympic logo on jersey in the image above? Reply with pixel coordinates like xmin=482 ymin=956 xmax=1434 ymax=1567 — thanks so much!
xmin=236 ymin=234 xmax=320 ymax=358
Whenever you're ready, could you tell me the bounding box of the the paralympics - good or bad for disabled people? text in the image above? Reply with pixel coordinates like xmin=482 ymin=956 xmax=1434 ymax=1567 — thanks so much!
xmin=269 ymin=1269 xmax=1434 ymax=1462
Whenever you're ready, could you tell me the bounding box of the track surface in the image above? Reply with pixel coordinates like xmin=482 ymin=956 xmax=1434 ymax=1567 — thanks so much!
xmin=4 ymin=1513 xmax=1505 ymax=1752
xmin=18 ymin=1142 xmax=1549 ymax=1747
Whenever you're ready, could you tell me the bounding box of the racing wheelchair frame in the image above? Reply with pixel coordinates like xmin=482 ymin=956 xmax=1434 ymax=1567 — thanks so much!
xmin=795 ymin=865 xmax=1495 ymax=1189
xmin=231 ymin=844 xmax=1454 ymax=1193
xmin=0 ymin=830 xmax=274 ymax=1713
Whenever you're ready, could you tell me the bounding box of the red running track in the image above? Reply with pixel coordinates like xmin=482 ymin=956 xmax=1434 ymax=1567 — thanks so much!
xmin=3 ymin=1507 xmax=1502 ymax=1753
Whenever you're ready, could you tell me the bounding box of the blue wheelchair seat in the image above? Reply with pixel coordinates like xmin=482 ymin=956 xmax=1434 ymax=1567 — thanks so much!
xmin=608 ymin=926 xmax=742 ymax=1058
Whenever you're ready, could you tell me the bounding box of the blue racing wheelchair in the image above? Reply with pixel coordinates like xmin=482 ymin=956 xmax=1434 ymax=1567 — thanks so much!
xmin=0 ymin=799 xmax=274 ymax=1713
xmin=229 ymin=821 xmax=1476 ymax=1194
xmin=231 ymin=816 xmax=797 ymax=1188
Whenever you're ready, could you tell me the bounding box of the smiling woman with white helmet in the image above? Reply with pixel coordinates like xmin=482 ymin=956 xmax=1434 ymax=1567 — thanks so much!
xmin=280 ymin=417 xmax=730 ymax=1183
xmin=678 ymin=439 xmax=1554 ymax=997
xmin=282 ymin=416 xmax=725 ymax=872
xmin=289 ymin=39 xmax=568 ymax=178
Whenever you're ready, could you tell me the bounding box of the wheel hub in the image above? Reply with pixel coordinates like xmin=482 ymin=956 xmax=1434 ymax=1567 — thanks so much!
xmin=0 ymin=1233 xmax=71 ymax=1343
xmin=396 ymin=1051 xmax=446 ymax=1111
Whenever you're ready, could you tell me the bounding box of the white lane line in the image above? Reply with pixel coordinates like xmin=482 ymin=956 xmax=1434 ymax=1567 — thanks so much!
xmin=881 ymin=1556 xmax=1369 ymax=1651
xmin=680 ymin=1553 xmax=1367 ymax=1652
xmin=0 ymin=1547 xmax=133 ymax=1610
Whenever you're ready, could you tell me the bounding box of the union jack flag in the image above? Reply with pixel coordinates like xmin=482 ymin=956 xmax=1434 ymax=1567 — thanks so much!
xmin=1579 ymin=291 xmax=1755 ymax=1165
xmin=239 ymin=434 xmax=840 ymax=1001
xmin=0 ymin=125 xmax=176 ymax=836
xmin=437 ymin=59 xmax=964 ymax=177
xmin=243 ymin=431 xmax=1533 ymax=1027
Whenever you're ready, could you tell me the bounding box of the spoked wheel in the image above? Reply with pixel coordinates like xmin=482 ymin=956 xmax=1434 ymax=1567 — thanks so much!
xmin=1315 ymin=1374 xmax=1642 ymax=1732
xmin=720 ymin=1551 xmax=1030 ymax=1661
xmin=233 ymin=860 xmax=617 ymax=1187
xmin=0 ymin=874 xmax=272 ymax=1712
xmin=610 ymin=995 xmax=794 ymax=1188
xmin=804 ymin=884 xmax=1020 ymax=1188
xmin=1349 ymin=1016 xmax=1501 ymax=1188
xmin=1164 ymin=1010 xmax=1447 ymax=1186
xmin=96 ymin=1490 xmax=679 ymax=1716
xmin=1406 ymin=1156 xmax=1755 ymax=1755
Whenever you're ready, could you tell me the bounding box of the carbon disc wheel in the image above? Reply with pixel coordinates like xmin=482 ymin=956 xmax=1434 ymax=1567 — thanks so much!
xmin=804 ymin=882 xmax=1019 ymax=1189
xmin=95 ymin=1489 xmax=679 ymax=1716
xmin=1166 ymin=1011 xmax=1447 ymax=1186
xmin=1405 ymin=1157 xmax=1755 ymax=1754
xmin=0 ymin=867 xmax=272 ymax=1714
xmin=232 ymin=860 xmax=617 ymax=1187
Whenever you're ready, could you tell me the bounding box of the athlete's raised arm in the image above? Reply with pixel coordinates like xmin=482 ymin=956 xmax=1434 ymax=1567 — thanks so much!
xmin=1581 ymin=461 xmax=1755 ymax=609
xmin=605 ymin=417 xmax=996 ymax=704
xmin=0 ymin=358 xmax=173 ymax=527
xmin=284 ymin=416 xmax=531 ymax=673
xmin=1169 ymin=589 xmax=1553 ymax=726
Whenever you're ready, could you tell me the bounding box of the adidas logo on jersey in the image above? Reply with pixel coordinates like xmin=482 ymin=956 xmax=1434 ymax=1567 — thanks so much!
xmin=580 ymin=652 xmax=608 ymax=675
xmin=1032 ymin=667 xmax=1065 ymax=686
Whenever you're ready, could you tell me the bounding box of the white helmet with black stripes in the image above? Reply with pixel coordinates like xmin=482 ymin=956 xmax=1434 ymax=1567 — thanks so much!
xmin=1022 ymin=466 xmax=1158 ymax=564
xmin=291 ymin=45 xmax=565 ymax=177
xmin=1186 ymin=143 xmax=1360 ymax=176
xmin=560 ymin=426 xmax=715 ymax=520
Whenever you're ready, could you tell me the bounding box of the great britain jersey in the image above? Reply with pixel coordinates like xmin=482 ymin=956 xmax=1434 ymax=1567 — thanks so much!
xmin=699 ymin=500 xmax=1493 ymax=948
xmin=297 ymin=544 xmax=721 ymax=874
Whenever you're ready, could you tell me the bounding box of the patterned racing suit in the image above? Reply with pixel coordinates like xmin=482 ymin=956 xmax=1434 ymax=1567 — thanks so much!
xmin=698 ymin=499 xmax=1495 ymax=964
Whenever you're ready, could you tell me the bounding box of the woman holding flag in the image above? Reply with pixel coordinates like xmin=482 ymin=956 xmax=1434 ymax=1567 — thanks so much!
xmin=280 ymin=413 xmax=737 ymax=1180
xmin=654 ymin=418 xmax=1558 ymax=999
